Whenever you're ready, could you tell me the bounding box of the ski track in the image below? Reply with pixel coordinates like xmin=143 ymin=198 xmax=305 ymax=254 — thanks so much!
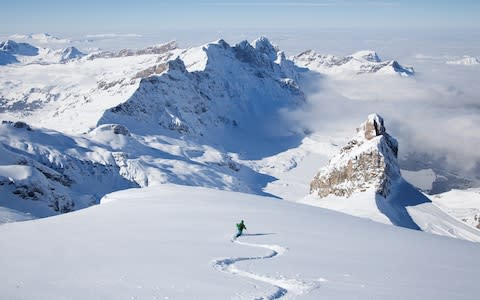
xmin=213 ymin=234 xmax=319 ymax=299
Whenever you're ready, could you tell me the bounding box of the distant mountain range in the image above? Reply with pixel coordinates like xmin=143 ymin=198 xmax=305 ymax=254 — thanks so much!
xmin=0 ymin=35 xmax=478 ymax=241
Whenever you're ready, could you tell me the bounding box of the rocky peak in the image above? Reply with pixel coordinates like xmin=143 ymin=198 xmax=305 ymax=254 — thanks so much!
xmin=389 ymin=60 xmax=415 ymax=76
xmin=360 ymin=113 xmax=386 ymax=139
xmin=136 ymin=41 xmax=178 ymax=55
xmin=357 ymin=113 xmax=398 ymax=156
xmin=215 ymin=39 xmax=230 ymax=49
xmin=86 ymin=41 xmax=177 ymax=60
xmin=165 ymin=57 xmax=187 ymax=73
xmin=58 ymin=46 xmax=85 ymax=62
xmin=252 ymin=36 xmax=278 ymax=61
xmin=234 ymin=39 xmax=275 ymax=70
xmin=310 ymin=113 xmax=400 ymax=198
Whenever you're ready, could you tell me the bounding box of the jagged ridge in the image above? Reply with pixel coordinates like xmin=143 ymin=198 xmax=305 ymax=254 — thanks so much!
xmin=99 ymin=37 xmax=305 ymax=139
xmin=294 ymin=49 xmax=414 ymax=76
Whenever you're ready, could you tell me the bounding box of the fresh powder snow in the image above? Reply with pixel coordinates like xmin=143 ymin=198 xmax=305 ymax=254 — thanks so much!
xmin=1 ymin=185 xmax=479 ymax=300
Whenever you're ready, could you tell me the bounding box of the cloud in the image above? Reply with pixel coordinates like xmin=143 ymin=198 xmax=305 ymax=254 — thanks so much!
xmin=285 ymin=62 xmax=480 ymax=184
xmin=85 ymin=33 xmax=142 ymax=38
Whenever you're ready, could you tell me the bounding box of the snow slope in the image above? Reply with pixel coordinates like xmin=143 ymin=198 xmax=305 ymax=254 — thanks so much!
xmin=0 ymin=185 xmax=479 ymax=300
xmin=0 ymin=117 xmax=288 ymax=222
xmin=303 ymin=179 xmax=480 ymax=243
xmin=0 ymin=121 xmax=137 ymax=220
xmin=430 ymin=188 xmax=480 ymax=229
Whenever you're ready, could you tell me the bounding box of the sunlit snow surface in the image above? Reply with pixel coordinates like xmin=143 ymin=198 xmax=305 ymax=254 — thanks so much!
xmin=1 ymin=185 xmax=479 ymax=300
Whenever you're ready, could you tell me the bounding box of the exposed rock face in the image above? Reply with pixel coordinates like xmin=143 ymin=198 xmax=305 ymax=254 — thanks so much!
xmin=86 ymin=41 xmax=178 ymax=60
xmin=310 ymin=114 xmax=400 ymax=198
xmin=253 ymin=36 xmax=279 ymax=61
xmin=92 ymin=124 xmax=131 ymax=136
xmin=2 ymin=120 xmax=32 ymax=131
xmin=100 ymin=38 xmax=304 ymax=138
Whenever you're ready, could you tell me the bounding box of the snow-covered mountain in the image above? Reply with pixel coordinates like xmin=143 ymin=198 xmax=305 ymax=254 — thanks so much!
xmin=446 ymin=56 xmax=480 ymax=65
xmin=99 ymin=38 xmax=304 ymax=145
xmin=85 ymin=40 xmax=178 ymax=59
xmin=0 ymin=39 xmax=85 ymax=65
xmin=304 ymin=114 xmax=480 ymax=242
xmin=0 ymin=40 xmax=39 ymax=65
xmin=0 ymin=36 xmax=478 ymax=243
xmin=0 ymin=37 xmax=305 ymax=220
xmin=9 ymin=33 xmax=71 ymax=44
xmin=57 ymin=46 xmax=85 ymax=62
xmin=294 ymin=49 xmax=414 ymax=76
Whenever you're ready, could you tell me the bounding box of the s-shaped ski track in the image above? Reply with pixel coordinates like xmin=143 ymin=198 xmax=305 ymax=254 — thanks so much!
xmin=213 ymin=234 xmax=319 ymax=299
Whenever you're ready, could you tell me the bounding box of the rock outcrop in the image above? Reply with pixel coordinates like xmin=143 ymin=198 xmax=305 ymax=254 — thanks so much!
xmin=86 ymin=41 xmax=178 ymax=60
xmin=310 ymin=114 xmax=400 ymax=198
xmin=92 ymin=124 xmax=131 ymax=136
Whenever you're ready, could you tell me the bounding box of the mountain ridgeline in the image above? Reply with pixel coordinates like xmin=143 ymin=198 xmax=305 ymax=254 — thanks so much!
xmin=99 ymin=37 xmax=305 ymax=141
xmin=4 ymin=35 xmax=478 ymax=242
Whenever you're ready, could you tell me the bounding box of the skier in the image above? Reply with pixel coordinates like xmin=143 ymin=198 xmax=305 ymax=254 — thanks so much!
xmin=235 ymin=220 xmax=247 ymax=238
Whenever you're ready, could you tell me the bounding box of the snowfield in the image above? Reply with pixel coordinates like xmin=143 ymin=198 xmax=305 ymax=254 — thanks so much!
xmin=430 ymin=188 xmax=480 ymax=229
xmin=1 ymin=34 xmax=480 ymax=299
xmin=1 ymin=185 xmax=479 ymax=300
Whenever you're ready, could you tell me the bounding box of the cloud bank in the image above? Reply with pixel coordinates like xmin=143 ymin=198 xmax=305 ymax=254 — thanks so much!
xmin=287 ymin=59 xmax=480 ymax=188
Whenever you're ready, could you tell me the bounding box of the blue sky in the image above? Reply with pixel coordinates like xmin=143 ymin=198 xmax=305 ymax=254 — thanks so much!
xmin=2 ymin=0 xmax=480 ymax=34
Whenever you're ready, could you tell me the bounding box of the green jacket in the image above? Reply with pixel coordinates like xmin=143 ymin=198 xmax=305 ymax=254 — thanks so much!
xmin=236 ymin=221 xmax=246 ymax=231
